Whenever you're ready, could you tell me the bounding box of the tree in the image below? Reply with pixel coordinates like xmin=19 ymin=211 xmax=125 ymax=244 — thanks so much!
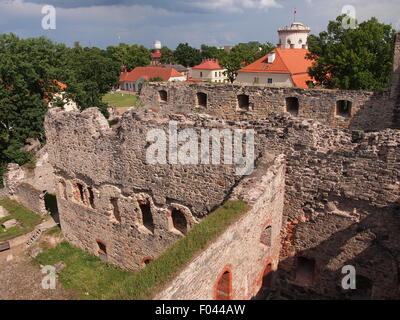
xmin=0 ymin=35 xmax=121 ymax=186
xmin=173 ymin=43 xmax=202 ymax=67
xmin=200 ymin=45 xmax=228 ymax=61
xmin=65 ymin=47 xmax=120 ymax=115
xmin=220 ymin=41 xmax=275 ymax=83
xmin=307 ymin=15 xmax=395 ymax=90
xmin=159 ymin=46 xmax=177 ymax=65
xmin=0 ymin=34 xmax=69 ymax=185
xmin=107 ymin=43 xmax=151 ymax=71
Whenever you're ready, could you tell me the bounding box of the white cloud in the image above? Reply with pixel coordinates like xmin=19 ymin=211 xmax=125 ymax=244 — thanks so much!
xmin=192 ymin=0 xmax=281 ymax=13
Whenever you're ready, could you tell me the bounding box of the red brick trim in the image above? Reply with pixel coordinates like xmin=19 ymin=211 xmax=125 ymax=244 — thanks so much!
xmin=213 ymin=264 xmax=233 ymax=300
xmin=256 ymin=257 xmax=274 ymax=289
xmin=141 ymin=256 xmax=153 ymax=265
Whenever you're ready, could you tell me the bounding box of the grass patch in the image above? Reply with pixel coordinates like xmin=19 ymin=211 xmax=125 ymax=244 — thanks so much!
xmin=44 ymin=225 xmax=62 ymax=235
xmin=102 ymin=92 xmax=138 ymax=107
xmin=34 ymin=200 xmax=249 ymax=300
xmin=0 ymin=198 xmax=43 ymax=242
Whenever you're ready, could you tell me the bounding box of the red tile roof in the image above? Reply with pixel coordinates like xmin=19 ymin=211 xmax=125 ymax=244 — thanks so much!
xmin=238 ymin=48 xmax=315 ymax=88
xmin=120 ymin=67 xmax=183 ymax=82
xmin=192 ymin=59 xmax=223 ymax=70
xmin=151 ymin=52 xmax=162 ymax=59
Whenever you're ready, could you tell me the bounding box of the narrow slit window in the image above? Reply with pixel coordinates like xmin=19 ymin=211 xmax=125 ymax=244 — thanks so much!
xmin=139 ymin=199 xmax=154 ymax=232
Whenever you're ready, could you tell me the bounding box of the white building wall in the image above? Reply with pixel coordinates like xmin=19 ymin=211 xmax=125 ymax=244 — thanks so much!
xmin=235 ymin=72 xmax=294 ymax=87
xmin=190 ymin=69 xmax=228 ymax=83
xmin=279 ymin=30 xmax=309 ymax=49
xmin=169 ymin=76 xmax=187 ymax=82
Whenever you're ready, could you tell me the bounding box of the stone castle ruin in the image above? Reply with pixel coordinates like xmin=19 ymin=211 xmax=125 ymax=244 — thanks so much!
xmin=2 ymin=33 xmax=400 ymax=300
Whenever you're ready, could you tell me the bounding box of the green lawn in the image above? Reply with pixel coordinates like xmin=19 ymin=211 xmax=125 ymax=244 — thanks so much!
xmin=0 ymin=198 xmax=43 ymax=242
xmin=34 ymin=200 xmax=249 ymax=300
xmin=102 ymin=92 xmax=138 ymax=107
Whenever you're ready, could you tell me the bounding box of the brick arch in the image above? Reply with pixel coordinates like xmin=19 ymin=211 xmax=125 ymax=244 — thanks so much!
xmin=213 ymin=265 xmax=233 ymax=300
xmin=257 ymin=258 xmax=274 ymax=290
xmin=141 ymin=256 xmax=153 ymax=266
xmin=260 ymin=219 xmax=273 ymax=246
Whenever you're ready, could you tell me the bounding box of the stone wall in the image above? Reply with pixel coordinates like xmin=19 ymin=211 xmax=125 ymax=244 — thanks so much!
xmin=44 ymin=105 xmax=400 ymax=298
xmin=155 ymin=154 xmax=285 ymax=300
xmin=392 ymin=32 xmax=400 ymax=129
xmin=44 ymin=107 xmax=260 ymax=271
xmin=2 ymin=148 xmax=55 ymax=216
xmin=140 ymin=82 xmax=394 ymax=131
xmin=242 ymin=114 xmax=400 ymax=299
xmin=12 ymin=183 xmax=47 ymax=216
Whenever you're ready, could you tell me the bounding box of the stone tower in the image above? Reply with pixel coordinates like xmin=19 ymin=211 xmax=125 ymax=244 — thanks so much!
xmin=278 ymin=22 xmax=311 ymax=49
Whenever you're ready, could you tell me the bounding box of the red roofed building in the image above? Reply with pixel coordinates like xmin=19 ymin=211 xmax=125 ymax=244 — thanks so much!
xmin=189 ymin=59 xmax=228 ymax=83
xmin=119 ymin=66 xmax=186 ymax=91
xmin=235 ymin=22 xmax=315 ymax=88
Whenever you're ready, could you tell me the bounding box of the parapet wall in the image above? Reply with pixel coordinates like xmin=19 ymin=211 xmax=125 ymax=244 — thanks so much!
xmin=140 ymin=82 xmax=394 ymax=131
xmin=156 ymin=154 xmax=285 ymax=300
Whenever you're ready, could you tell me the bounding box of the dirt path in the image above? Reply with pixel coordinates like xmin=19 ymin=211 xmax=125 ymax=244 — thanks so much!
xmin=0 ymin=238 xmax=79 ymax=300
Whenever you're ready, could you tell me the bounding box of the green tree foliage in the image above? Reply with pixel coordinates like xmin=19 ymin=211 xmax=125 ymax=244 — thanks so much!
xmin=159 ymin=46 xmax=177 ymax=65
xmin=0 ymin=35 xmax=121 ymax=186
xmin=307 ymin=16 xmax=395 ymax=90
xmin=200 ymin=45 xmax=228 ymax=61
xmin=106 ymin=43 xmax=151 ymax=71
xmin=220 ymin=41 xmax=275 ymax=83
xmin=65 ymin=46 xmax=120 ymax=115
xmin=0 ymin=34 xmax=68 ymax=184
xmin=173 ymin=43 xmax=202 ymax=67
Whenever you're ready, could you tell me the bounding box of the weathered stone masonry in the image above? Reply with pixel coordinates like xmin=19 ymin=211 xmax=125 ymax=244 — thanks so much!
xmin=44 ymin=108 xmax=279 ymax=271
xmin=140 ymin=82 xmax=394 ymax=131
xmin=156 ymin=154 xmax=285 ymax=300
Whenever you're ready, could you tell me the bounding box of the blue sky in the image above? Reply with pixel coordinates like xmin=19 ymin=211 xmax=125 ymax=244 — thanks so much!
xmin=0 ymin=0 xmax=399 ymax=49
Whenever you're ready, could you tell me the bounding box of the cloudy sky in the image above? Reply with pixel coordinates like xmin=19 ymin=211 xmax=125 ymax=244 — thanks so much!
xmin=0 ymin=0 xmax=399 ymax=49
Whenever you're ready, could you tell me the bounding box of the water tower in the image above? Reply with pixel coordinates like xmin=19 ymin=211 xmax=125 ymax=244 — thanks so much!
xmin=154 ymin=40 xmax=162 ymax=51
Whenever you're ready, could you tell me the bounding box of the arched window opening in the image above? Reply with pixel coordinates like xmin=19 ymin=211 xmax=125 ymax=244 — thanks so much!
xmin=215 ymin=270 xmax=232 ymax=300
xmin=286 ymin=97 xmax=299 ymax=116
xmin=260 ymin=226 xmax=272 ymax=246
xmin=143 ymin=257 xmax=153 ymax=265
xmin=197 ymin=92 xmax=207 ymax=108
xmin=171 ymin=208 xmax=187 ymax=234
